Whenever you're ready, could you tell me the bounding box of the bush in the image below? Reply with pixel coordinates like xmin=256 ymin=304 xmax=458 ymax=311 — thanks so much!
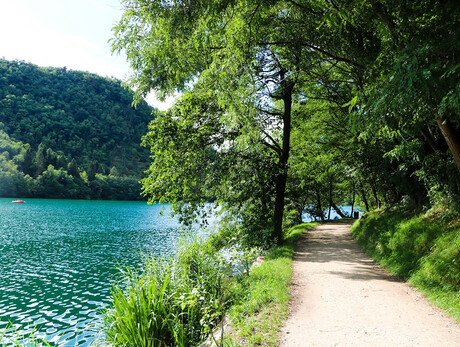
xmin=102 ymin=223 xmax=320 ymax=346
xmin=102 ymin=236 xmax=231 ymax=346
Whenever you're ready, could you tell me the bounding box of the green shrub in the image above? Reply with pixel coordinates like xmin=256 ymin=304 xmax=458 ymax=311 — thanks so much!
xmin=102 ymin=223 xmax=319 ymax=346
xmin=102 ymin=236 xmax=231 ymax=346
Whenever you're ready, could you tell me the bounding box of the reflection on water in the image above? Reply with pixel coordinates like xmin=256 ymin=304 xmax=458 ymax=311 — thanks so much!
xmin=0 ymin=199 xmax=198 ymax=346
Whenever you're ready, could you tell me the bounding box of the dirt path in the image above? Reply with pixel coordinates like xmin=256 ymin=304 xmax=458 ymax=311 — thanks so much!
xmin=279 ymin=221 xmax=460 ymax=346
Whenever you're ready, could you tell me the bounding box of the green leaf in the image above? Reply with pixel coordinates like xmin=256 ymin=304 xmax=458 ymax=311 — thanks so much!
xmin=342 ymin=95 xmax=358 ymax=113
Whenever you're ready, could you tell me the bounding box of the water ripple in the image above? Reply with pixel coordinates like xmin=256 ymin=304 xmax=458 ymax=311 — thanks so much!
xmin=0 ymin=199 xmax=207 ymax=346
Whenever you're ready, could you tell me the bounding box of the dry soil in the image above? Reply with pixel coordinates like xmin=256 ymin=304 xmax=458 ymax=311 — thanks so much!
xmin=279 ymin=221 xmax=460 ymax=346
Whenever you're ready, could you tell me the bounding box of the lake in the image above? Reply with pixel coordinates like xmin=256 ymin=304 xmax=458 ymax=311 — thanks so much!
xmin=303 ymin=205 xmax=359 ymax=222
xmin=0 ymin=199 xmax=204 ymax=346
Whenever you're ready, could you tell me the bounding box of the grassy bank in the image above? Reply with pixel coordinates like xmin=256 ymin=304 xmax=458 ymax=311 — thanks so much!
xmin=351 ymin=209 xmax=460 ymax=322
xmin=224 ymin=223 xmax=318 ymax=346
xmin=100 ymin=223 xmax=318 ymax=346
xmin=101 ymin=236 xmax=231 ymax=346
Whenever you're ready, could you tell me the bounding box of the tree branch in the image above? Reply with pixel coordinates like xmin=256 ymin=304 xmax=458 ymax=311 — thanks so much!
xmin=261 ymin=138 xmax=283 ymax=155
xmin=262 ymin=41 xmax=364 ymax=69
xmin=261 ymin=129 xmax=283 ymax=153
xmin=257 ymin=107 xmax=283 ymax=117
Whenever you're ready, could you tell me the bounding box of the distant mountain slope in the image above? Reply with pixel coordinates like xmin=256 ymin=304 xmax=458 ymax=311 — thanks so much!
xmin=0 ymin=59 xmax=155 ymax=200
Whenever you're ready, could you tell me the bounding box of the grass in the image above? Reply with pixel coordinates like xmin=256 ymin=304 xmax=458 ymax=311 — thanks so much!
xmin=351 ymin=208 xmax=460 ymax=322
xmin=224 ymin=222 xmax=319 ymax=346
xmin=101 ymin=235 xmax=231 ymax=346
xmin=0 ymin=323 xmax=52 ymax=347
xmin=100 ymin=223 xmax=320 ymax=346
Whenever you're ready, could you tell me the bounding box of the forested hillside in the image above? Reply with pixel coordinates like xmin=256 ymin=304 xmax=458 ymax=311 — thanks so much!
xmin=0 ymin=59 xmax=154 ymax=199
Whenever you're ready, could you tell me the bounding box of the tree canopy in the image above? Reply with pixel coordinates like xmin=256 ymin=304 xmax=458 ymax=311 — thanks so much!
xmin=113 ymin=0 xmax=460 ymax=246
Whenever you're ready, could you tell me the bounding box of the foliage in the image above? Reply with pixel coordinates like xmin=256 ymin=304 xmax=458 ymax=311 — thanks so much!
xmin=112 ymin=0 xmax=459 ymax=244
xmin=102 ymin=220 xmax=318 ymax=347
xmin=0 ymin=59 xmax=155 ymax=200
xmin=115 ymin=0 xmax=347 ymax=245
xmin=351 ymin=209 xmax=460 ymax=321
xmin=358 ymin=0 xmax=460 ymax=205
xmin=102 ymin=236 xmax=232 ymax=346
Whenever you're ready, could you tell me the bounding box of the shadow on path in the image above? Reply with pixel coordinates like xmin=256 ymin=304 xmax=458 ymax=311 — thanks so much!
xmin=279 ymin=221 xmax=460 ymax=347
xmin=293 ymin=222 xmax=400 ymax=282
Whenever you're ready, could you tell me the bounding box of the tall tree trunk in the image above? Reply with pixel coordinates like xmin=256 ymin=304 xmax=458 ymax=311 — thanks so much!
xmin=296 ymin=208 xmax=303 ymax=225
xmin=327 ymin=178 xmax=332 ymax=220
xmin=315 ymin=188 xmax=325 ymax=221
xmin=435 ymin=110 xmax=460 ymax=173
xmin=370 ymin=179 xmax=381 ymax=209
xmin=331 ymin=201 xmax=347 ymax=218
xmin=351 ymin=180 xmax=356 ymax=217
xmin=295 ymin=198 xmax=307 ymax=224
xmin=420 ymin=127 xmax=440 ymax=153
xmin=273 ymin=75 xmax=294 ymax=245
xmin=361 ymin=185 xmax=370 ymax=212
xmin=274 ymin=170 xmax=288 ymax=243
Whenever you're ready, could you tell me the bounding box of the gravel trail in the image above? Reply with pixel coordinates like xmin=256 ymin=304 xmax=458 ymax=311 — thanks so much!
xmin=279 ymin=221 xmax=460 ymax=346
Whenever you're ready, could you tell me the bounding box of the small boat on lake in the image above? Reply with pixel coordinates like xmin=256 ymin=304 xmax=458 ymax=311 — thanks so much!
xmin=12 ymin=199 xmax=26 ymax=203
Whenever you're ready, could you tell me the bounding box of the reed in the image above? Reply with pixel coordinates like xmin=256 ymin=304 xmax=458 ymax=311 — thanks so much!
xmin=0 ymin=323 xmax=52 ymax=347
xmin=102 ymin=235 xmax=231 ymax=346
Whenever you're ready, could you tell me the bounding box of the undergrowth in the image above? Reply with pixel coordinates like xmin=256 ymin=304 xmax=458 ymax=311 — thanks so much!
xmin=351 ymin=208 xmax=460 ymax=322
xmin=100 ymin=223 xmax=319 ymax=346
xmin=101 ymin=236 xmax=231 ymax=346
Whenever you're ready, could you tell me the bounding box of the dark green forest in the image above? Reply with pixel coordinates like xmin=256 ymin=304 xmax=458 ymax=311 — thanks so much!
xmin=0 ymin=59 xmax=154 ymax=200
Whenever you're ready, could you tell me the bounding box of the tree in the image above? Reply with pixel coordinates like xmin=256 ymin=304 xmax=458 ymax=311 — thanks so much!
xmin=368 ymin=0 xmax=460 ymax=171
xmin=341 ymin=0 xmax=460 ymax=205
xmin=20 ymin=144 xmax=35 ymax=176
xmin=114 ymin=0 xmax=358 ymax=244
xmin=34 ymin=143 xmax=47 ymax=177
xmin=109 ymin=166 xmax=120 ymax=177
xmin=67 ymin=158 xmax=80 ymax=178
xmin=114 ymin=0 xmax=460 ymax=239
xmin=285 ymin=0 xmax=460 ymax=208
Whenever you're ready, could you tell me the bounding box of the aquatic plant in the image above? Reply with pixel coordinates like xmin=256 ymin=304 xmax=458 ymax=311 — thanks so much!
xmin=102 ymin=236 xmax=231 ymax=346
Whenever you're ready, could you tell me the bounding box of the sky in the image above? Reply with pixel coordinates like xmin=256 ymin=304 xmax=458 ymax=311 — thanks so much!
xmin=0 ymin=0 xmax=174 ymax=110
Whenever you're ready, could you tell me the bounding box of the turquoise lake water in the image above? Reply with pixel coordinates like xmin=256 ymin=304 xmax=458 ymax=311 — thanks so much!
xmin=0 ymin=199 xmax=199 ymax=346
